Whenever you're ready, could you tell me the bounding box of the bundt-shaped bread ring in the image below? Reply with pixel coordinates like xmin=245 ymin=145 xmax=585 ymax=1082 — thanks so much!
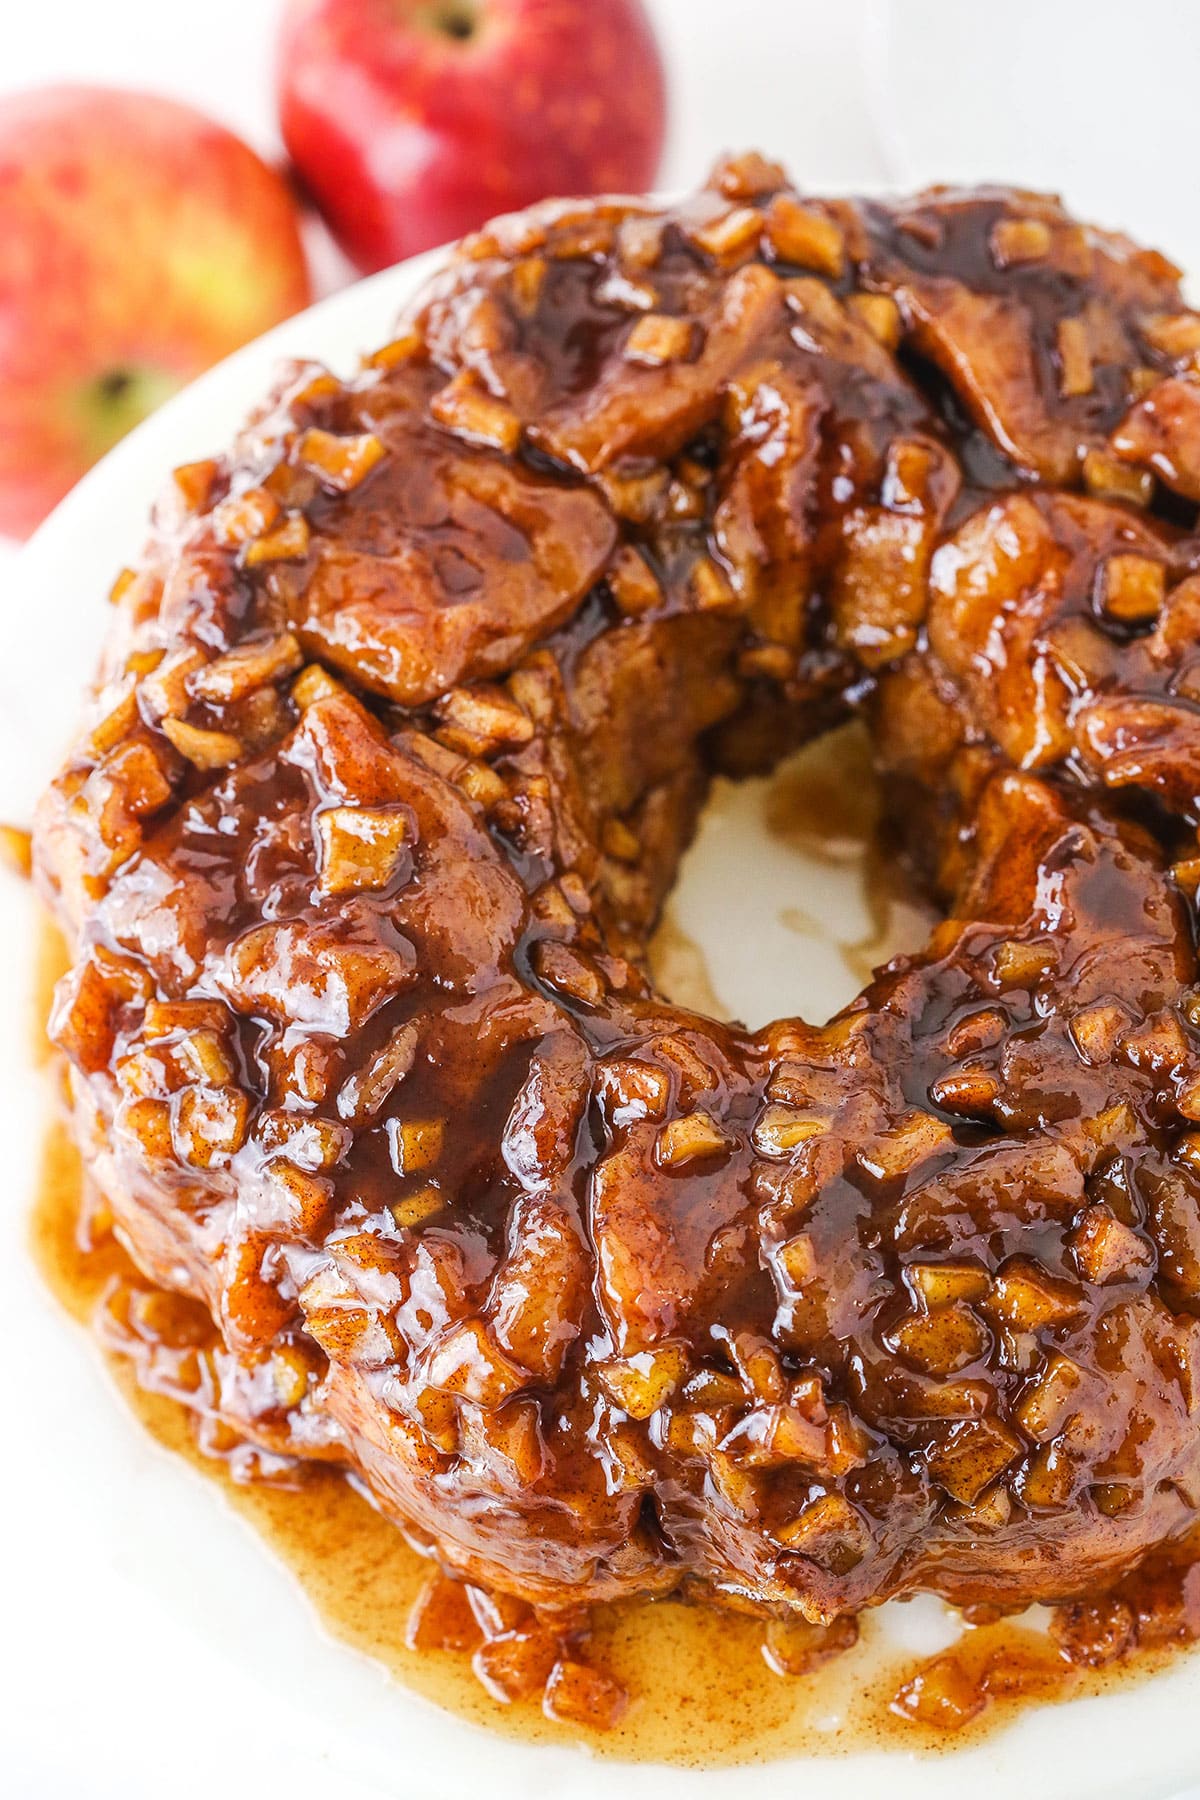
xmin=36 ymin=154 xmax=1200 ymax=1626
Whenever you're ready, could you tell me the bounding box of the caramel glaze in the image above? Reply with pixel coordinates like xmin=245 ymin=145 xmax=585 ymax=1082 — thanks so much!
xmin=31 ymin=151 xmax=1200 ymax=1706
xmin=31 ymin=934 xmax=1200 ymax=1758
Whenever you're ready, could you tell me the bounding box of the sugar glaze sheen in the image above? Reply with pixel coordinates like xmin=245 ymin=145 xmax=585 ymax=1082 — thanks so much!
xmin=31 ymin=891 xmax=1200 ymax=1761
xmin=29 ymin=147 xmax=1200 ymax=1742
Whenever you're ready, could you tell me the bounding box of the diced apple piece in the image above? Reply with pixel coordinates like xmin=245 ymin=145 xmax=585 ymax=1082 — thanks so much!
xmin=905 ymin=1261 xmax=990 ymax=1309
xmin=296 ymin=426 xmax=388 ymax=490
xmin=1069 ymin=1203 xmax=1153 ymax=1284
xmin=924 ymin=1417 xmax=1021 ymax=1505
xmin=773 ymin=1492 xmax=869 ymax=1570
xmin=763 ymin=196 xmax=845 ymax=276
xmin=427 ymin=1318 xmax=529 ymax=1409
xmin=984 ymin=1258 xmax=1083 ymax=1329
xmin=597 ymin=1344 xmax=688 ymax=1420
xmin=891 ymin=1654 xmax=987 ymax=1731
xmin=762 ymin=1612 xmax=858 ymax=1678
xmin=316 ymin=804 xmax=410 ymax=896
xmin=655 ymin=1110 xmax=730 ymax=1168
xmin=889 ymin=1303 xmax=988 ymax=1377
xmin=543 ymin=1659 xmax=628 ymax=1730
xmin=1015 ymin=1353 xmax=1083 ymax=1441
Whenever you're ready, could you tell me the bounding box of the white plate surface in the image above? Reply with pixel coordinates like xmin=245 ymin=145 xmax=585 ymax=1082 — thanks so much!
xmin=5 ymin=245 xmax=1200 ymax=1800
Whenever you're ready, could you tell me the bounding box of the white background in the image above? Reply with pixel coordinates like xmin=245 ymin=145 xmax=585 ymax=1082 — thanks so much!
xmin=5 ymin=4 xmax=1200 ymax=1796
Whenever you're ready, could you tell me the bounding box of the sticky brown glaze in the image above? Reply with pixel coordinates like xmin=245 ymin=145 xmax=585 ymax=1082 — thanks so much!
xmin=33 ymin=155 xmax=1200 ymax=1630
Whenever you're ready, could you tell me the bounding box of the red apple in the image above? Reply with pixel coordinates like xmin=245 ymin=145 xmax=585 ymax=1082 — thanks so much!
xmin=0 ymin=86 xmax=312 ymax=539
xmin=277 ymin=0 xmax=667 ymax=273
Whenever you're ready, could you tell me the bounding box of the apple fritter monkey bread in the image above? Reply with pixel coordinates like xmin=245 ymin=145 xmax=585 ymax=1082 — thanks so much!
xmin=35 ymin=154 xmax=1200 ymax=1634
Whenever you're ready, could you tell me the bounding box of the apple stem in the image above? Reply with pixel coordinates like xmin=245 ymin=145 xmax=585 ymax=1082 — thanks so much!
xmin=77 ymin=365 xmax=181 ymax=462
xmin=422 ymin=2 xmax=478 ymax=42
xmin=97 ymin=370 xmax=134 ymax=405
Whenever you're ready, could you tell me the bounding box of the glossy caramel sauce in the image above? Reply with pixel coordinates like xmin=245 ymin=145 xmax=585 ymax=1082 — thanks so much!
xmin=27 ymin=754 xmax=1200 ymax=1766
xmin=36 ymin=168 xmax=1200 ymax=1744
xmin=35 ymin=1112 xmax=1200 ymax=1764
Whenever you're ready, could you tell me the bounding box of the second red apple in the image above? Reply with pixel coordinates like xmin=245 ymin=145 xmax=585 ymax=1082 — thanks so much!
xmin=277 ymin=0 xmax=668 ymax=273
xmin=0 ymin=86 xmax=311 ymax=538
